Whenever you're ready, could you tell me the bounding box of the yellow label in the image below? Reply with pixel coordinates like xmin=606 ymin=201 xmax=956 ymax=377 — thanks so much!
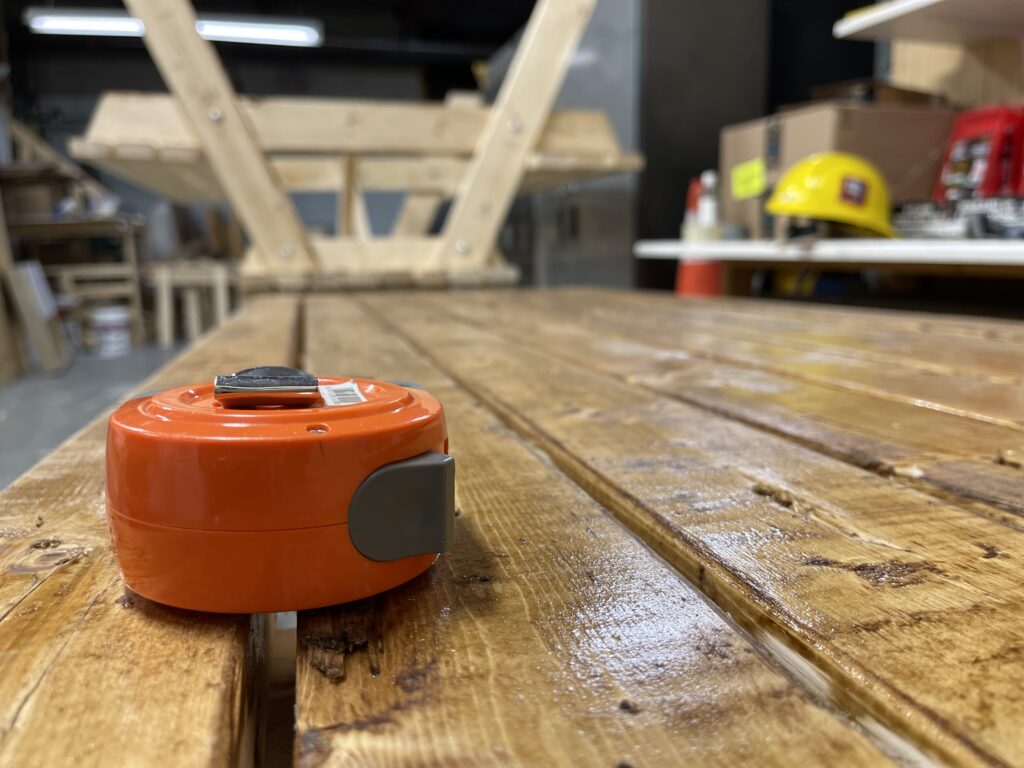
xmin=731 ymin=158 xmax=767 ymax=201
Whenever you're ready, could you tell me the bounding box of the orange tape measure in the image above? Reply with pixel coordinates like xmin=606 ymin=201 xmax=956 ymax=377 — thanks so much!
xmin=106 ymin=367 xmax=454 ymax=613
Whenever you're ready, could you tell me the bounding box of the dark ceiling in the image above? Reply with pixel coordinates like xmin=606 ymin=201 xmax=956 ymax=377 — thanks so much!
xmin=3 ymin=0 xmax=536 ymax=118
xmin=4 ymin=1 xmax=536 ymax=59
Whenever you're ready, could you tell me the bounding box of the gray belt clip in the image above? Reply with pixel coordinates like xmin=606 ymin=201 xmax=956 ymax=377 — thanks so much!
xmin=349 ymin=451 xmax=456 ymax=562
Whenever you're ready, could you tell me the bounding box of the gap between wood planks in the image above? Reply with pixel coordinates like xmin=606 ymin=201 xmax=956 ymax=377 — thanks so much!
xmin=256 ymin=297 xmax=309 ymax=766
xmin=0 ymin=297 xmax=303 ymax=768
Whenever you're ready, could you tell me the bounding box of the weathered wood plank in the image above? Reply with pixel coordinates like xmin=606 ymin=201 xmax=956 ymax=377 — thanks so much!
xmin=361 ymin=291 xmax=1024 ymax=767
xmin=576 ymin=288 xmax=1024 ymax=381
xmin=76 ymin=92 xmax=622 ymax=158
xmin=74 ymin=146 xmax=641 ymax=203
xmin=125 ymin=0 xmax=314 ymax=272
xmin=0 ymin=296 xmax=299 ymax=767
xmin=502 ymin=289 xmax=1024 ymax=429
xmin=488 ymin=288 xmax=1024 ymax=366
xmin=620 ymin=288 xmax=1024 ymax=352
xmin=536 ymin=291 xmax=1024 ymax=517
xmin=295 ymin=297 xmax=888 ymax=768
xmin=431 ymin=0 xmax=596 ymax=272
xmin=421 ymin=290 xmax=1024 ymax=525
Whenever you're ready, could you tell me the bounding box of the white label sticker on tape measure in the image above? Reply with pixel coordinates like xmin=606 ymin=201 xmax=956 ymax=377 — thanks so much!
xmin=319 ymin=381 xmax=367 ymax=407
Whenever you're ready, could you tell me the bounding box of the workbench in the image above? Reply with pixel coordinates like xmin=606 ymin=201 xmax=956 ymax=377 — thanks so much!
xmin=2 ymin=288 xmax=1023 ymax=766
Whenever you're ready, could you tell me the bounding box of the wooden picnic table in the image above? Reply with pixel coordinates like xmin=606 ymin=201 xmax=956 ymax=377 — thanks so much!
xmin=3 ymin=288 xmax=1024 ymax=766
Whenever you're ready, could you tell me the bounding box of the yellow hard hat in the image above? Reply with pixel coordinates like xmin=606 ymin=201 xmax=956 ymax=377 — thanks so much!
xmin=766 ymin=152 xmax=896 ymax=237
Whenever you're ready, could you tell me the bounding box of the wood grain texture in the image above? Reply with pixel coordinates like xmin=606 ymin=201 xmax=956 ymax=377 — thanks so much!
xmin=891 ymin=38 xmax=1024 ymax=108
xmin=76 ymin=92 xmax=621 ymax=159
xmin=0 ymin=296 xmax=299 ymax=767
xmin=359 ymin=290 xmax=1024 ymax=767
xmin=550 ymin=293 xmax=1024 ymax=428
xmin=587 ymin=289 xmax=1024 ymax=381
xmin=421 ymin=290 xmax=1024 ymax=525
xmin=665 ymin=291 xmax=1024 ymax=346
xmin=296 ymin=297 xmax=887 ymax=768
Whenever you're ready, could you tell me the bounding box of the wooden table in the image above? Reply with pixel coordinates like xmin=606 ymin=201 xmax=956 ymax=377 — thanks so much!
xmin=4 ymin=288 xmax=1024 ymax=766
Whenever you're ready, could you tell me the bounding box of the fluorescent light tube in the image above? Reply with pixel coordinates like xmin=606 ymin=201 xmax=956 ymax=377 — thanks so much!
xmin=25 ymin=10 xmax=144 ymax=37
xmin=195 ymin=18 xmax=321 ymax=47
xmin=23 ymin=8 xmax=323 ymax=48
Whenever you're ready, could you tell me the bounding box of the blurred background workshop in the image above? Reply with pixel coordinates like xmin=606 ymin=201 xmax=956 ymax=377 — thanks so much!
xmin=3 ymin=3 xmax=1024 ymax=766
xmin=2 ymin=1 xmax=1020 ymax=475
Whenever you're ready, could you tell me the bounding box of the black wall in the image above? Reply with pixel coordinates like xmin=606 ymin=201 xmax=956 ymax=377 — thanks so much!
xmin=5 ymin=0 xmax=535 ymax=123
xmin=637 ymin=0 xmax=771 ymax=288
xmin=769 ymin=0 xmax=876 ymax=110
xmin=636 ymin=0 xmax=874 ymax=289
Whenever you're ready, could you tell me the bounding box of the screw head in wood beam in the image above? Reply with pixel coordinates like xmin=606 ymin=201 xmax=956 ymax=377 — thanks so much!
xmin=208 ymin=107 xmax=223 ymax=123
xmin=455 ymin=240 xmax=472 ymax=256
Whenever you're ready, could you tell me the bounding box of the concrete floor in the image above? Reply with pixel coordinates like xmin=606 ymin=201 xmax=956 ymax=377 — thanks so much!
xmin=0 ymin=345 xmax=180 ymax=490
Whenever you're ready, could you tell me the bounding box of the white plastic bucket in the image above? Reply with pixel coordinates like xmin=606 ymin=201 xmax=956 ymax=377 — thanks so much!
xmin=90 ymin=305 xmax=132 ymax=358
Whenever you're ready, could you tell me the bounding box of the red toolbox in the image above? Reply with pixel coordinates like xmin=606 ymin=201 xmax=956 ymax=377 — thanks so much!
xmin=934 ymin=106 xmax=1024 ymax=203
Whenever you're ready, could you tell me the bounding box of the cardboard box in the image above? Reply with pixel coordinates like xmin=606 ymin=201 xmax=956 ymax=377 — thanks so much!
xmin=720 ymin=102 xmax=957 ymax=238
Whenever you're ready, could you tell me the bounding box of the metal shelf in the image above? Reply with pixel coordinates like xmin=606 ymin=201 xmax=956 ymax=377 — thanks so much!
xmin=833 ymin=0 xmax=1024 ymax=44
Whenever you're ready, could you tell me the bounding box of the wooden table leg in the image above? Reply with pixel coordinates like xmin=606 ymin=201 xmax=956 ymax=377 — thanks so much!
xmin=123 ymin=227 xmax=145 ymax=345
xmin=182 ymin=287 xmax=202 ymax=342
xmin=153 ymin=265 xmax=174 ymax=349
xmin=211 ymin=265 xmax=230 ymax=327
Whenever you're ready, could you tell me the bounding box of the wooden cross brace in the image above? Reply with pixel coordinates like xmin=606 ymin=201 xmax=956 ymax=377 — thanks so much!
xmin=122 ymin=0 xmax=600 ymax=281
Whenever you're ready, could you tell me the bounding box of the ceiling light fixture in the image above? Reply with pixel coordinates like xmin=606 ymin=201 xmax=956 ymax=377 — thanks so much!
xmin=195 ymin=17 xmax=321 ymax=47
xmin=23 ymin=8 xmax=324 ymax=48
xmin=25 ymin=9 xmax=144 ymax=37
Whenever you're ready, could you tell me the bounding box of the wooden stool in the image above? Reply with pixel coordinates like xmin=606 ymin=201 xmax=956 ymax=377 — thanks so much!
xmin=149 ymin=261 xmax=233 ymax=349
xmin=8 ymin=216 xmax=145 ymax=347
